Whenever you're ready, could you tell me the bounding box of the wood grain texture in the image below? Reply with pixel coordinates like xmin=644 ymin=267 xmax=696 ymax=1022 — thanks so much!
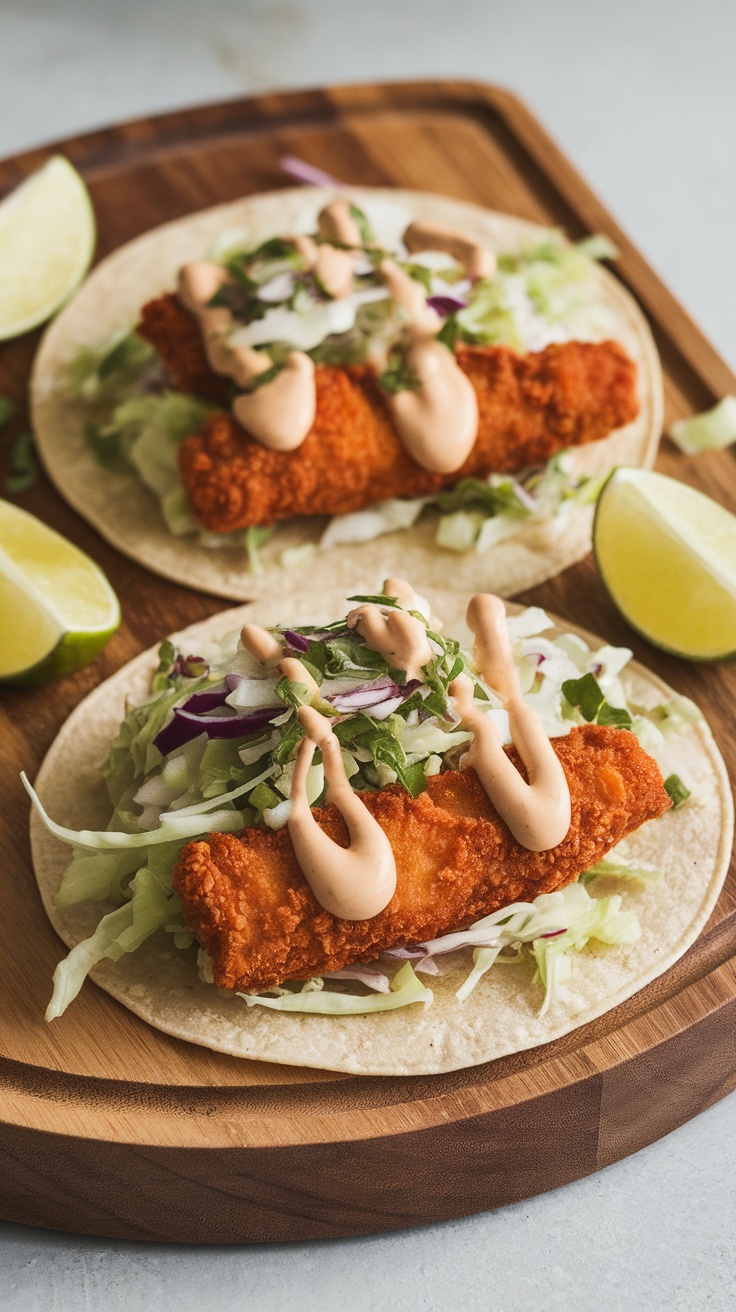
xmin=0 ymin=80 xmax=734 ymax=1242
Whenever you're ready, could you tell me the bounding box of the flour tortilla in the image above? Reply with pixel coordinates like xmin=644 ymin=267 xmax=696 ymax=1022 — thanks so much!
xmin=29 ymin=584 xmax=731 ymax=1076
xmin=31 ymin=187 xmax=663 ymax=602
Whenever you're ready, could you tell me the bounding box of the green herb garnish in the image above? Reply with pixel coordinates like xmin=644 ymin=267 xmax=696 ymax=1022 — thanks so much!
xmin=4 ymin=431 xmax=39 ymax=494
xmin=85 ymin=420 xmax=125 ymax=470
xmin=0 ymin=396 xmax=18 ymax=428
xmin=245 ymin=361 xmax=283 ymax=392
xmin=349 ymin=203 xmax=374 ymax=245
xmin=664 ymin=774 xmax=691 ymax=809
xmin=561 ymin=674 xmax=632 ymax=730
xmin=378 ymin=350 xmax=421 ymax=395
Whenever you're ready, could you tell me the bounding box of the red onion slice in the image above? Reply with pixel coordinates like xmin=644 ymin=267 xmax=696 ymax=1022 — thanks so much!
xmin=283 ymin=630 xmax=310 ymax=653
xmin=322 ymin=965 xmax=391 ymax=993
xmin=174 ymin=654 xmax=209 ymax=678
xmin=280 ymin=155 xmax=344 ymax=189
xmin=325 ymin=674 xmax=398 ymax=709
xmin=154 ymin=704 xmax=281 ymax=756
xmin=427 ymin=294 xmax=467 ymax=316
xmin=181 ymin=684 xmax=231 ymax=714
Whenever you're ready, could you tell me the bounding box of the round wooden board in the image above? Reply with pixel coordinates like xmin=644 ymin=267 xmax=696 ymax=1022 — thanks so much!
xmin=1 ymin=81 xmax=735 ymax=1242
xmin=1 ymin=949 xmax=735 ymax=1241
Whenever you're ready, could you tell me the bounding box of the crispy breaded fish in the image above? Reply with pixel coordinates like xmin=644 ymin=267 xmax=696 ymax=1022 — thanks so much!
xmin=173 ymin=724 xmax=671 ymax=993
xmin=138 ymin=294 xmax=639 ymax=534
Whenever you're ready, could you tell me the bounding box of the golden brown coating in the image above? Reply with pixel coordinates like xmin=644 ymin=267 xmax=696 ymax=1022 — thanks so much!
xmin=173 ymin=724 xmax=671 ymax=993
xmin=138 ymin=293 xmax=232 ymax=406
xmin=137 ymin=294 xmax=639 ymax=533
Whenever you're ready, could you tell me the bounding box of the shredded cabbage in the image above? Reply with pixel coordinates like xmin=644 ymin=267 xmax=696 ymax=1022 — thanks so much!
xmin=69 ymin=217 xmax=619 ymax=570
xmin=29 ymin=597 xmax=682 ymax=1022
xmin=444 ymin=882 xmax=642 ymax=1013
xmin=320 ymin=497 xmax=427 ymax=548
xmin=46 ymin=867 xmax=182 ymax=1020
xmin=239 ymin=962 xmax=432 ymax=1015
xmin=668 ymin=396 xmax=736 ymax=456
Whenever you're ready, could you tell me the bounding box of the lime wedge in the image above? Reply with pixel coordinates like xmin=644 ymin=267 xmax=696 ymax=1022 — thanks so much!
xmin=0 ymin=156 xmax=95 ymax=341
xmin=593 ymin=468 xmax=736 ymax=660
xmin=0 ymin=501 xmax=119 ymax=685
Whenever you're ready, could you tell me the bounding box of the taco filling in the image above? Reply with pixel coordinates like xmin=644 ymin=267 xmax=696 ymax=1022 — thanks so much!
xmin=28 ymin=579 xmax=705 ymax=1041
xmin=68 ymin=197 xmax=639 ymax=565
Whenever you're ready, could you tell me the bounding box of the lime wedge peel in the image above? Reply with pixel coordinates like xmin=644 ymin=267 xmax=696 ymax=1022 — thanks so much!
xmin=0 ymin=156 xmax=95 ymax=342
xmin=0 ymin=500 xmax=119 ymax=686
xmin=593 ymin=467 xmax=736 ymax=662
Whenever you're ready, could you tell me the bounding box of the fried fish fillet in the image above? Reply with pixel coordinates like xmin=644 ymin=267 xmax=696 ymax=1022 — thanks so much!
xmin=138 ymin=294 xmax=639 ymax=534
xmin=173 ymin=724 xmax=670 ymax=993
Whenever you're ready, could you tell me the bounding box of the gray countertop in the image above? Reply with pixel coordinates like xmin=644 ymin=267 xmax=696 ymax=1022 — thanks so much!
xmin=1 ymin=1 xmax=735 ymax=1307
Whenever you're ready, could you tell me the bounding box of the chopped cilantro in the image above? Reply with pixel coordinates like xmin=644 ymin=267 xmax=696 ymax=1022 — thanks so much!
xmin=347 ymin=593 xmax=400 ymax=608
xmin=436 ymin=316 xmax=459 ymax=349
xmin=562 ymin=674 xmax=632 ymax=730
xmin=349 ymin=203 xmax=374 ymax=244
xmin=400 ymin=261 xmax=432 ymax=293
xmin=84 ymin=420 xmax=125 ymax=470
xmin=0 ymin=396 xmax=17 ymax=428
xmin=245 ymin=361 xmax=283 ymax=392
xmin=4 ymin=431 xmax=38 ymax=494
xmin=378 ymin=350 xmax=421 ymax=395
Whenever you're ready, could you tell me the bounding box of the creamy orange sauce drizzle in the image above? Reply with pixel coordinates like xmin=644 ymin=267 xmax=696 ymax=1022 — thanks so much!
xmin=179 ymin=207 xmax=496 ymax=467
xmin=313 ymin=243 xmax=355 ymax=299
xmin=317 ymin=199 xmax=363 ymax=247
xmin=286 ymin=230 xmax=355 ymax=299
xmin=287 ymin=705 xmax=397 ymax=920
xmin=403 ymin=218 xmax=496 ymax=280
xmin=178 ymin=261 xmax=315 ymax=452
xmin=232 ymin=353 xmax=316 ymax=452
xmin=279 ymin=655 xmax=319 ymax=698
xmin=239 ymin=626 xmax=320 ymax=696
xmin=346 ymin=599 xmax=433 ymax=683
xmin=450 ymin=594 xmax=571 ymax=851
xmin=383 ymin=576 xmax=431 ymax=622
xmin=379 ymin=259 xmax=478 ymax=474
xmin=240 ymin=622 xmax=284 ymax=668
xmin=289 ymin=233 xmax=319 ymax=266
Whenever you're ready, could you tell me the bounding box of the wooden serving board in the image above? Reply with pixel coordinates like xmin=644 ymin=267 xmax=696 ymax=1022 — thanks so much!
xmin=1 ymin=81 xmax=735 ymax=1243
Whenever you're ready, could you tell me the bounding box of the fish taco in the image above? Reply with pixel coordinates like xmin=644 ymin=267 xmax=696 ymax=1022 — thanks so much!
xmin=31 ymin=187 xmax=662 ymax=601
xmin=26 ymin=579 xmax=731 ymax=1076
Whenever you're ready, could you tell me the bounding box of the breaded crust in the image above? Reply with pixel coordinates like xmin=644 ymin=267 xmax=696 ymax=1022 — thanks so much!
xmin=173 ymin=724 xmax=671 ymax=993
xmin=138 ymin=294 xmax=639 ymax=533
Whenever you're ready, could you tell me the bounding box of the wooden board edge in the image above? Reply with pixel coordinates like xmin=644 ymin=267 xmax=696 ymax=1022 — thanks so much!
xmin=0 ymin=968 xmax=733 ymax=1242
xmin=0 ymin=78 xmax=733 ymax=402
xmin=1 ymin=950 xmax=734 ymax=1151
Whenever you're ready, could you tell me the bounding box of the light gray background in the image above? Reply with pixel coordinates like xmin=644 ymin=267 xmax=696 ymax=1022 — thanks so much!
xmin=1 ymin=1 xmax=735 ymax=1307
